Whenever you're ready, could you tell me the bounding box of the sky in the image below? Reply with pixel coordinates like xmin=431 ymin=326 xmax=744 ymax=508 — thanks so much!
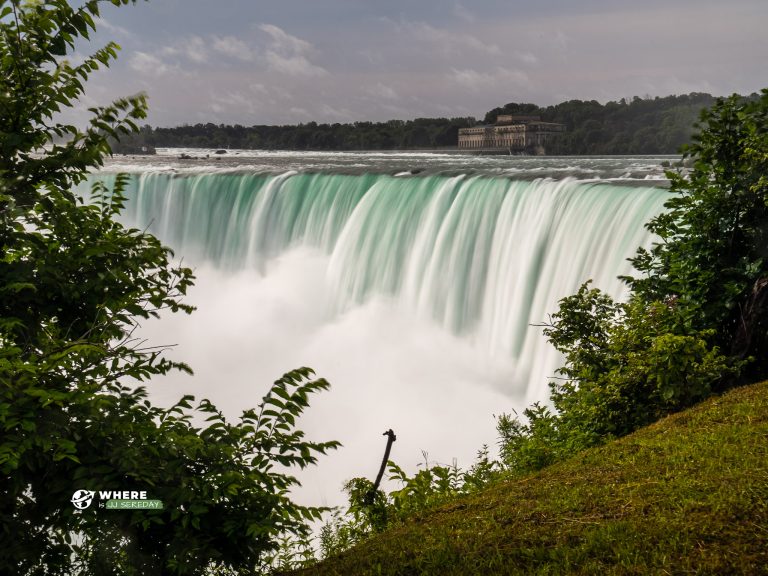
xmin=74 ymin=0 xmax=767 ymax=127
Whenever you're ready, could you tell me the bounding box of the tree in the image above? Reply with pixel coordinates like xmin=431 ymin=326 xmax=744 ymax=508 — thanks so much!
xmin=499 ymin=91 xmax=768 ymax=473
xmin=627 ymin=91 xmax=768 ymax=376
xmin=0 ymin=2 xmax=338 ymax=573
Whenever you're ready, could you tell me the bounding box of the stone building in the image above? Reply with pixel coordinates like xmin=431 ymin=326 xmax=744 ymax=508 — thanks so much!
xmin=458 ymin=115 xmax=565 ymax=153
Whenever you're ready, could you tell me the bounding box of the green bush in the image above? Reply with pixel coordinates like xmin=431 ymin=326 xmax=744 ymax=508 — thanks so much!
xmin=497 ymin=403 xmax=569 ymax=475
xmin=626 ymin=93 xmax=768 ymax=369
xmin=552 ymin=290 xmax=735 ymax=432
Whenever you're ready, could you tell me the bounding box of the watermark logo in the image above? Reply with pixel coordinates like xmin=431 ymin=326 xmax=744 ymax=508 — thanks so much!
xmin=70 ymin=490 xmax=164 ymax=510
xmin=71 ymin=490 xmax=96 ymax=510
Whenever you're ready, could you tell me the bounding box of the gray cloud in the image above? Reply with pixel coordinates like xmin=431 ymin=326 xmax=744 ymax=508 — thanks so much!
xmin=74 ymin=0 xmax=767 ymax=126
xmin=259 ymin=24 xmax=328 ymax=77
xmin=398 ymin=21 xmax=500 ymax=56
xmin=365 ymin=82 xmax=400 ymax=101
xmin=212 ymin=36 xmax=256 ymax=62
xmin=161 ymin=36 xmax=208 ymax=64
xmin=452 ymin=1 xmax=475 ymax=23
xmin=129 ymin=52 xmax=176 ymax=77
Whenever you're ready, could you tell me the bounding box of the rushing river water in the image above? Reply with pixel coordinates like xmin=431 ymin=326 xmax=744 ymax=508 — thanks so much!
xmin=83 ymin=150 xmax=673 ymax=508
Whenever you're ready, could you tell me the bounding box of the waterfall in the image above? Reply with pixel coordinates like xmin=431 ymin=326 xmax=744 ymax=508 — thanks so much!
xmin=86 ymin=170 xmax=669 ymax=404
xmin=79 ymin=167 xmax=670 ymax=505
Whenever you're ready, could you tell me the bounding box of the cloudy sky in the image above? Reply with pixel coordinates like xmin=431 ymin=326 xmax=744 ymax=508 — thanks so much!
xmin=78 ymin=0 xmax=766 ymax=126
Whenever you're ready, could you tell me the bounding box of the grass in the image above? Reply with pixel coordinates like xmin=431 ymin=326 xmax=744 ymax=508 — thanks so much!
xmin=293 ymin=381 xmax=768 ymax=575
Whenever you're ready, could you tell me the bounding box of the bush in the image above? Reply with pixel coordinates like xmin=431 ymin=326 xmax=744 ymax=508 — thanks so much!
xmin=627 ymin=91 xmax=768 ymax=374
xmin=500 ymin=91 xmax=768 ymax=474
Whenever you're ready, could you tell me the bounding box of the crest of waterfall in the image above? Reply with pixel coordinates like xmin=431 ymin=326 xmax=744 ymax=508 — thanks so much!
xmin=84 ymin=171 xmax=669 ymax=403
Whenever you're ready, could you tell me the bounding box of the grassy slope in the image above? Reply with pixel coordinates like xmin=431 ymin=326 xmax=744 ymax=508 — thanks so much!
xmin=297 ymin=381 xmax=768 ymax=575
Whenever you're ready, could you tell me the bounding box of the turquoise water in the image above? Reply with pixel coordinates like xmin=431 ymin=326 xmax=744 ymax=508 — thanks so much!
xmin=81 ymin=158 xmax=672 ymax=506
xmin=85 ymin=169 xmax=669 ymax=400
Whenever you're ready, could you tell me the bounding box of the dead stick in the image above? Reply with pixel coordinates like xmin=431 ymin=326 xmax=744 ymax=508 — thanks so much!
xmin=366 ymin=429 xmax=396 ymax=504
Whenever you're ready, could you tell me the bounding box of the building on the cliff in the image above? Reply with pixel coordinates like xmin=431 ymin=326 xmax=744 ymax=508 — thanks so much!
xmin=458 ymin=115 xmax=566 ymax=154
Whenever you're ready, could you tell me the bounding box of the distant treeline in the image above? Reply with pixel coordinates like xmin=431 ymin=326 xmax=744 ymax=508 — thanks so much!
xmin=112 ymin=92 xmax=757 ymax=155
xmin=117 ymin=117 xmax=472 ymax=154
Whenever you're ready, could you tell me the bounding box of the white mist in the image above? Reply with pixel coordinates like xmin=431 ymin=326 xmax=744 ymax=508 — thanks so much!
xmin=88 ymin=157 xmax=670 ymax=510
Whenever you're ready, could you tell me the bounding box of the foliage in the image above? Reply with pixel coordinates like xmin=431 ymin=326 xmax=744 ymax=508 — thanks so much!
xmin=387 ymin=448 xmax=500 ymax=521
xmin=498 ymin=285 xmax=737 ymax=475
xmin=498 ymin=91 xmax=768 ymax=475
xmin=626 ymin=91 xmax=768 ymax=371
xmin=317 ymin=482 xmax=381 ymax=561
xmin=386 ymin=458 xmax=464 ymax=518
xmin=344 ymin=477 xmax=390 ymax=533
xmin=1 ymin=2 xmax=337 ymax=574
xmin=293 ymin=380 xmax=768 ymax=576
xmin=266 ymin=532 xmax=317 ymax=573
xmin=496 ymin=403 xmax=567 ymax=475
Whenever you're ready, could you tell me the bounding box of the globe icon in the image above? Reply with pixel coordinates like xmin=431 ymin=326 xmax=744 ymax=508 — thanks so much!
xmin=71 ymin=490 xmax=95 ymax=510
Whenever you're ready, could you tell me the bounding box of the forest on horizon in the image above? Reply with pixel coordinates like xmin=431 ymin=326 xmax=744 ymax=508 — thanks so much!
xmin=111 ymin=92 xmax=758 ymax=155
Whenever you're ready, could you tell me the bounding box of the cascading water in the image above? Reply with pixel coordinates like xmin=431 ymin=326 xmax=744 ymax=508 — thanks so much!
xmin=95 ymin=170 xmax=668 ymax=402
xmin=82 ymin=158 xmax=671 ymax=506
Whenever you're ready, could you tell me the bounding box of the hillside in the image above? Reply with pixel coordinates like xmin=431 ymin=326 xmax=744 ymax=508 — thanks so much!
xmin=294 ymin=381 xmax=768 ymax=575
